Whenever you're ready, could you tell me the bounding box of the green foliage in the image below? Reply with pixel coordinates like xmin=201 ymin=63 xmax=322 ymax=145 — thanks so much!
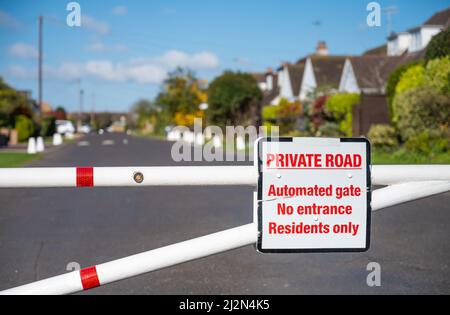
xmin=131 ymin=99 xmax=159 ymax=128
xmin=155 ymin=68 xmax=207 ymax=124
xmin=425 ymin=27 xmax=450 ymax=62
xmin=367 ymin=124 xmax=398 ymax=150
xmin=325 ymin=93 xmax=360 ymax=136
xmin=386 ymin=62 xmax=420 ymax=118
xmin=207 ymin=71 xmax=262 ymax=126
xmin=395 ymin=64 xmax=425 ymax=95
xmin=262 ymin=98 xmax=302 ymax=134
xmin=392 ymin=86 xmax=450 ymax=142
xmin=423 ymin=56 xmax=450 ymax=93
xmin=316 ymin=122 xmax=344 ymax=137
xmin=404 ymin=130 xmax=449 ymax=156
xmin=15 ymin=115 xmax=35 ymax=142
xmin=0 ymin=77 xmax=34 ymax=127
xmin=262 ymin=105 xmax=279 ymax=120
xmin=40 ymin=116 xmax=56 ymax=137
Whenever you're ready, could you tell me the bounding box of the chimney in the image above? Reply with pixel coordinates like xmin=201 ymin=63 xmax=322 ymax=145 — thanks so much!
xmin=316 ymin=41 xmax=328 ymax=56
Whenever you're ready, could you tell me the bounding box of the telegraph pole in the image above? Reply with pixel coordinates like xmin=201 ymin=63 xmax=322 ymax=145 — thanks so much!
xmin=90 ymin=93 xmax=95 ymax=127
xmin=77 ymin=79 xmax=83 ymax=131
xmin=383 ymin=6 xmax=398 ymax=36
xmin=38 ymin=15 xmax=43 ymax=120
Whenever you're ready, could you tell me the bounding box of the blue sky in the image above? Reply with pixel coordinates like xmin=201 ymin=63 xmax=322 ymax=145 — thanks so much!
xmin=0 ymin=0 xmax=449 ymax=112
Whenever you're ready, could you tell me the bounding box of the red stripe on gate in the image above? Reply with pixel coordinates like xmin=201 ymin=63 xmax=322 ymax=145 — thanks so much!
xmin=80 ymin=266 xmax=100 ymax=290
xmin=76 ymin=167 xmax=94 ymax=187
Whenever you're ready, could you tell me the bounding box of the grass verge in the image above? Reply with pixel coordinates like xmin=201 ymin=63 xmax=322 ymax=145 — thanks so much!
xmin=0 ymin=152 xmax=41 ymax=167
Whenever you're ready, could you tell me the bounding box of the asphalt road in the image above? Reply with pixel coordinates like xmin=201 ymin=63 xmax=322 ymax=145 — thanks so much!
xmin=0 ymin=133 xmax=449 ymax=294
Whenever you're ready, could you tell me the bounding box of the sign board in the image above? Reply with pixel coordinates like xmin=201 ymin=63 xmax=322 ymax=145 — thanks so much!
xmin=256 ymin=137 xmax=371 ymax=253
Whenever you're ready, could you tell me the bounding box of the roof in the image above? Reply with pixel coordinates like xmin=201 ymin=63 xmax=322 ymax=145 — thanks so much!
xmin=307 ymin=55 xmax=348 ymax=89
xmin=286 ymin=63 xmax=304 ymax=97
xmin=423 ymin=7 xmax=450 ymax=27
xmin=251 ymin=72 xmax=266 ymax=83
xmin=262 ymin=73 xmax=279 ymax=105
xmin=348 ymin=56 xmax=403 ymax=90
xmin=363 ymin=44 xmax=387 ymax=56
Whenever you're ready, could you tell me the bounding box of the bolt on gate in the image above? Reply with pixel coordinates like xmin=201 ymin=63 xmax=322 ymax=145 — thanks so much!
xmin=0 ymin=159 xmax=449 ymax=294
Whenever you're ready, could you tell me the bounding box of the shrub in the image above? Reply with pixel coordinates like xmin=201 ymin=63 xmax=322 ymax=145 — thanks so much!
xmin=367 ymin=124 xmax=398 ymax=150
xmin=316 ymin=122 xmax=344 ymax=137
xmin=425 ymin=27 xmax=450 ymax=62
xmin=40 ymin=116 xmax=56 ymax=137
xmin=424 ymin=56 xmax=450 ymax=93
xmin=386 ymin=62 xmax=420 ymax=118
xmin=392 ymin=86 xmax=450 ymax=141
xmin=15 ymin=115 xmax=34 ymax=142
xmin=395 ymin=64 xmax=425 ymax=95
xmin=262 ymin=105 xmax=279 ymax=121
xmin=325 ymin=93 xmax=360 ymax=136
xmin=404 ymin=130 xmax=449 ymax=156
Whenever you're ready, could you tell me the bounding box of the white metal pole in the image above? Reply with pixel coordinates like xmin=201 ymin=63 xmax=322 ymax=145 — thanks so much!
xmin=371 ymin=165 xmax=450 ymax=185
xmin=0 ymin=223 xmax=257 ymax=295
xmin=0 ymin=166 xmax=257 ymax=188
xmin=0 ymin=165 xmax=449 ymax=188
xmin=2 ymin=179 xmax=450 ymax=295
xmin=371 ymin=180 xmax=450 ymax=211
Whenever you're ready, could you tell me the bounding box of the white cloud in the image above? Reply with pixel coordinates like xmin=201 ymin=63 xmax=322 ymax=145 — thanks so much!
xmin=153 ymin=50 xmax=220 ymax=70
xmin=8 ymin=43 xmax=38 ymax=59
xmin=0 ymin=10 xmax=21 ymax=28
xmin=86 ymin=41 xmax=129 ymax=53
xmin=112 ymin=6 xmax=128 ymax=16
xmin=6 ymin=64 xmax=35 ymax=79
xmin=7 ymin=50 xmax=220 ymax=84
xmin=82 ymin=15 xmax=110 ymax=35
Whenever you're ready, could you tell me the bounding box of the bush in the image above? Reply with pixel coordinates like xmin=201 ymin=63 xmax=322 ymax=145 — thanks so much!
xmin=40 ymin=116 xmax=56 ymax=137
xmin=404 ymin=130 xmax=449 ymax=156
xmin=316 ymin=122 xmax=344 ymax=137
xmin=325 ymin=93 xmax=360 ymax=136
xmin=367 ymin=124 xmax=398 ymax=150
xmin=386 ymin=62 xmax=420 ymax=118
xmin=425 ymin=27 xmax=450 ymax=62
xmin=262 ymin=105 xmax=279 ymax=120
xmin=392 ymin=86 xmax=450 ymax=141
xmin=424 ymin=56 xmax=450 ymax=93
xmin=395 ymin=64 xmax=425 ymax=95
xmin=15 ymin=115 xmax=34 ymax=142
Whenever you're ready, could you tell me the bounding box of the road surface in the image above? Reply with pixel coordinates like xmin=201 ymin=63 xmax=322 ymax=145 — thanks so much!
xmin=0 ymin=133 xmax=449 ymax=294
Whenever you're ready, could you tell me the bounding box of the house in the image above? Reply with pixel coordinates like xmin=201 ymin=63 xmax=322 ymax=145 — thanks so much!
xmin=388 ymin=7 xmax=449 ymax=56
xmin=262 ymin=41 xmax=348 ymax=105
xmin=339 ymin=55 xmax=403 ymax=94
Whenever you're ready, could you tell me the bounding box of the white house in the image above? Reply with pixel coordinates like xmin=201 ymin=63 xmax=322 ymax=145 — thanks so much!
xmin=387 ymin=8 xmax=449 ymax=56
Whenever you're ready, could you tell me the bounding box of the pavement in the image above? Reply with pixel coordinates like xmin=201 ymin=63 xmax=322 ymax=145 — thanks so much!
xmin=0 ymin=133 xmax=449 ymax=294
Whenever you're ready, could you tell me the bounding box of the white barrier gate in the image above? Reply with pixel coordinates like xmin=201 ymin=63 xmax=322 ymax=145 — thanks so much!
xmin=0 ymin=165 xmax=449 ymax=295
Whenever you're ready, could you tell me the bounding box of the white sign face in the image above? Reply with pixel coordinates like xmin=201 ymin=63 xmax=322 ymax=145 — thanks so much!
xmin=256 ymin=137 xmax=371 ymax=253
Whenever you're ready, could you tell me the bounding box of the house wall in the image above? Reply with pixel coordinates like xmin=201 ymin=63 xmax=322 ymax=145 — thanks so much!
xmin=420 ymin=27 xmax=442 ymax=50
xmin=339 ymin=59 xmax=360 ymax=93
xmin=278 ymin=67 xmax=294 ymax=101
xmin=299 ymin=58 xmax=316 ymax=100
xmin=387 ymin=33 xmax=411 ymax=56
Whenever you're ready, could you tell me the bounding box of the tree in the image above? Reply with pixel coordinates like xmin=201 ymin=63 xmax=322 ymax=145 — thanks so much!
xmin=0 ymin=77 xmax=34 ymax=127
xmin=54 ymin=106 xmax=67 ymax=120
xmin=425 ymin=27 xmax=450 ymax=62
xmin=207 ymin=71 xmax=262 ymax=127
xmin=155 ymin=68 xmax=207 ymax=127
xmin=130 ymin=99 xmax=159 ymax=132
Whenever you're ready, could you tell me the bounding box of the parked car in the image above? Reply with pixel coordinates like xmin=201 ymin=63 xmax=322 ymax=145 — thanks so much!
xmin=56 ymin=120 xmax=75 ymax=135
xmin=78 ymin=124 xmax=92 ymax=134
